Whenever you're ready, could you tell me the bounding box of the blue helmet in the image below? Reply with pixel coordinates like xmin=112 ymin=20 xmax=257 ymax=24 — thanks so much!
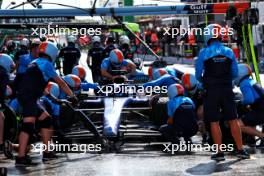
xmin=72 ymin=65 xmax=86 ymax=80
xmin=109 ymin=49 xmax=124 ymax=66
xmin=204 ymin=24 xmax=222 ymax=45
xmin=63 ymin=74 xmax=81 ymax=91
xmin=235 ymin=63 xmax=252 ymax=85
xmin=45 ymin=82 xmax=60 ymax=98
xmin=0 ymin=53 xmax=15 ymax=73
xmin=167 ymin=84 xmax=185 ymax=99
xmin=39 ymin=41 xmax=58 ymax=63
xmin=153 ymin=68 xmax=168 ymax=80
xmin=181 ymin=73 xmax=197 ymax=91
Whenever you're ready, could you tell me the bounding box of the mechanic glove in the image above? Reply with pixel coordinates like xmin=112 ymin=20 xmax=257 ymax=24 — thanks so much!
xmin=68 ymin=95 xmax=78 ymax=105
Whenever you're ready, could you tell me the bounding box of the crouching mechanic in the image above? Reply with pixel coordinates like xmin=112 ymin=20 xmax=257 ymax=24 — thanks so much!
xmin=236 ymin=64 xmax=264 ymax=147
xmin=0 ymin=54 xmax=15 ymax=152
xmin=100 ymin=49 xmax=136 ymax=84
xmin=16 ymin=41 xmax=77 ymax=166
xmin=195 ymin=24 xmax=249 ymax=161
xmin=144 ymin=68 xmax=180 ymax=89
xmin=159 ymin=84 xmax=198 ymax=144
xmin=181 ymin=73 xmax=206 ymax=142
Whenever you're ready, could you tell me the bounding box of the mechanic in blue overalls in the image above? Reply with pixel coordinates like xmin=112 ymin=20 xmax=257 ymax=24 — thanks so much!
xmin=235 ymin=64 xmax=264 ymax=148
xmin=0 ymin=54 xmax=15 ymax=153
xmin=159 ymin=83 xmax=198 ymax=144
xmin=143 ymin=68 xmax=180 ymax=88
xmin=181 ymin=73 xmax=206 ymax=142
xmin=195 ymin=24 xmax=249 ymax=161
xmin=15 ymin=41 xmax=77 ymax=166
xmin=147 ymin=65 xmax=184 ymax=81
xmin=100 ymin=49 xmax=136 ymax=84
xmin=72 ymin=65 xmax=99 ymax=91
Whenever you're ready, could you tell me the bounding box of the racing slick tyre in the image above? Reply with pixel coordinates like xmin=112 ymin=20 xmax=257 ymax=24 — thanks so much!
xmin=150 ymin=96 xmax=168 ymax=126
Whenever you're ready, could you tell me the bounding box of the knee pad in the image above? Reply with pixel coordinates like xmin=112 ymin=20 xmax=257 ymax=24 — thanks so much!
xmin=39 ymin=117 xmax=52 ymax=129
xmin=20 ymin=122 xmax=35 ymax=136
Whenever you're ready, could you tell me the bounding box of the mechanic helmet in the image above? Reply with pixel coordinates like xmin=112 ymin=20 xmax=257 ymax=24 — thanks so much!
xmin=204 ymin=24 xmax=222 ymax=45
xmin=39 ymin=41 xmax=58 ymax=63
xmin=153 ymin=68 xmax=168 ymax=80
xmin=167 ymin=84 xmax=185 ymax=99
xmin=6 ymin=40 xmax=15 ymax=47
xmin=0 ymin=54 xmax=15 ymax=73
xmin=119 ymin=35 xmax=130 ymax=45
xmin=67 ymin=35 xmax=76 ymax=43
xmin=5 ymin=85 xmax=12 ymax=97
xmin=92 ymin=36 xmax=101 ymax=44
xmin=181 ymin=73 xmax=197 ymax=91
xmin=106 ymin=35 xmax=115 ymax=44
xmin=31 ymin=38 xmax=41 ymax=46
xmin=72 ymin=65 xmax=86 ymax=81
xmin=45 ymin=82 xmax=60 ymax=98
xmin=63 ymin=74 xmax=81 ymax=91
xmin=236 ymin=63 xmax=252 ymax=84
xmin=109 ymin=49 xmax=124 ymax=67
xmin=133 ymin=58 xmax=143 ymax=70
xmin=20 ymin=38 xmax=29 ymax=47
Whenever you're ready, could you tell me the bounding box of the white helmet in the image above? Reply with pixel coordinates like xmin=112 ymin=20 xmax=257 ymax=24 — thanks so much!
xmin=39 ymin=41 xmax=58 ymax=63
xmin=31 ymin=38 xmax=41 ymax=45
xmin=119 ymin=35 xmax=130 ymax=45
xmin=20 ymin=38 xmax=29 ymax=47
xmin=133 ymin=58 xmax=143 ymax=70
xmin=0 ymin=54 xmax=15 ymax=73
xmin=6 ymin=40 xmax=15 ymax=47
xmin=67 ymin=35 xmax=76 ymax=43
xmin=92 ymin=36 xmax=101 ymax=44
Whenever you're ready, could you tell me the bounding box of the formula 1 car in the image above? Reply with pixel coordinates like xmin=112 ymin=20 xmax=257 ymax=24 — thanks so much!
xmin=52 ymin=71 xmax=165 ymax=152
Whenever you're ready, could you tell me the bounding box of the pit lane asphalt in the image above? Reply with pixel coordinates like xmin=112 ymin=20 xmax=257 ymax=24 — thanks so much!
xmin=1 ymin=53 xmax=264 ymax=176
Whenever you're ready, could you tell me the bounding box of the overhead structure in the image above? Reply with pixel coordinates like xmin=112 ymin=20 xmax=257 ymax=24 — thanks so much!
xmin=0 ymin=2 xmax=250 ymax=18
